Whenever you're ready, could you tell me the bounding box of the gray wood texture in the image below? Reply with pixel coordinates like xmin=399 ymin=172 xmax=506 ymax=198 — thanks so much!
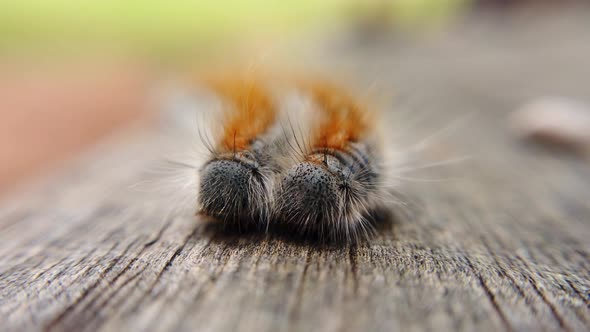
xmin=1 ymin=13 xmax=590 ymax=332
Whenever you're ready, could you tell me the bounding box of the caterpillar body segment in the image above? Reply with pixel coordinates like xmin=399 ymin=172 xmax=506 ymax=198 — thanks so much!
xmin=274 ymin=82 xmax=386 ymax=243
xmin=197 ymin=78 xmax=285 ymax=228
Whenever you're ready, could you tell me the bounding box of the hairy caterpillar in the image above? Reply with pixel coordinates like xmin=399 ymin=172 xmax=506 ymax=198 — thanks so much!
xmin=273 ymin=82 xmax=388 ymax=243
xmin=150 ymin=71 xmax=470 ymax=244
xmin=169 ymin=75 xmax=411 ymax=243
xmin=196 ymin=78 xmax=288 ymax=229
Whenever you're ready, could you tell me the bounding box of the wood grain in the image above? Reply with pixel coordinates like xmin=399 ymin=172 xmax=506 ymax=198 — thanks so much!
xmin=1 ymin=13 xmax=590 ymax=332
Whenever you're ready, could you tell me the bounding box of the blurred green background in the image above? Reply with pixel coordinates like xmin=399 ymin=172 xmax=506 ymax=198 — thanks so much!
xmin=0 ymin=0 xmax=467 ymax=56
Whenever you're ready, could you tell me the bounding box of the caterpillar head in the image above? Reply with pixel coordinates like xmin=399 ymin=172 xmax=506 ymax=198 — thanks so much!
xmin=198 ymin=152 xmax=270 ymax=228
xmin=275 ymin=151 xmax=373 ymax=242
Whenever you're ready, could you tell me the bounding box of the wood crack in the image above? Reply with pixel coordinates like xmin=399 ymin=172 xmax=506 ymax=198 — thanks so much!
xmin=515 ymin=255 xmax=572 ymax=332
xmin=348 ymin=244 xmax=359 ymax=294
xmin=129 ymin=224 xmax=201 ymax=314
xmin=288 ymin=246 xmax=313 ymax=323
xmin=465 ymin=256 xmax=513 ymax=332
xmin=44 ymin=240 xmax=137 ymax=331
xmin=480 ymin=238 xmax=539 ymax=316
xmin=143 ymin=219 xmax=173 ymax=248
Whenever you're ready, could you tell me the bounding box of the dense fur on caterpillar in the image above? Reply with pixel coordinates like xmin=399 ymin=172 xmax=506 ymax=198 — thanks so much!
xmin=155 ymin=72 xmax=466 ymax=243
xmin=274 ymin=82 xmax=389 ymax=243
xmin=196 ymin=77 xmax=288 ymax=229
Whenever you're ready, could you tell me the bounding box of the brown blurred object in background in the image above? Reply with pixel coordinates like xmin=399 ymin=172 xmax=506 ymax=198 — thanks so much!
xmin=510 ymin=97 xmax=590 ymax=154
xmin=0 ymin=59 xmax=152 ymax=196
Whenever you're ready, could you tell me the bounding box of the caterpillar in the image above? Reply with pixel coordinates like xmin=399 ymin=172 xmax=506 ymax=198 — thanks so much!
xmin=273 ymin=82 xmax=387 ymax=243
xmin=196 ymin=77 xmax=287 ymax=229
xmin=187 ymin=76 xmax=392 ymax=242
xmin=156 ymin=71 xmax=471 ymax=244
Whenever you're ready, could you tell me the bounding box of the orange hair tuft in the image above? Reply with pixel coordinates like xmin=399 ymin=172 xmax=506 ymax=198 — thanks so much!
xmin=303 ymin=82 xmax=372 ymax=151
xmin=207 ymin=78 xmax=276 ymax=152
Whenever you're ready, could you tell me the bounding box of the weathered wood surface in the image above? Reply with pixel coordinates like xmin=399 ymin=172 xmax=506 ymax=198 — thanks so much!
xmin=1 ymin=14 xmax=590 ymax=332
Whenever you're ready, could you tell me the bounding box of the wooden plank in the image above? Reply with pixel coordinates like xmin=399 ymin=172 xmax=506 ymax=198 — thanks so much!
xmin=1 ymin=13 xmax=590 ymax=332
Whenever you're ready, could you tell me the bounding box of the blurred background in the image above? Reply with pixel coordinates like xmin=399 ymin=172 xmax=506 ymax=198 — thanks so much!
xmin=1 ymin=0 xmax=589 ymax=197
